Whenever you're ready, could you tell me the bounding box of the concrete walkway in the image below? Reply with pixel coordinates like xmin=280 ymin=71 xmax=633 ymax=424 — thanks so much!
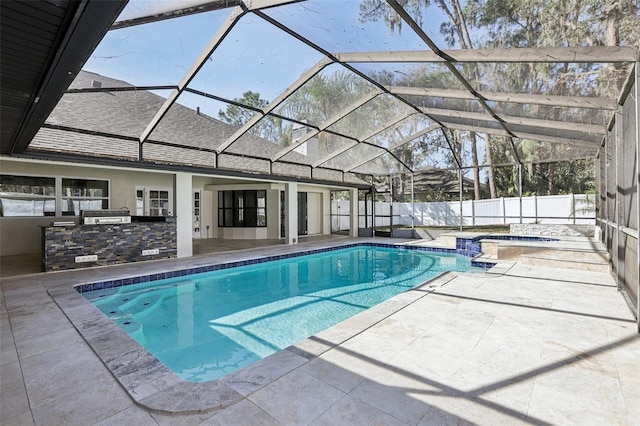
xmin=1 ymin=237 xmax=638 ymax=425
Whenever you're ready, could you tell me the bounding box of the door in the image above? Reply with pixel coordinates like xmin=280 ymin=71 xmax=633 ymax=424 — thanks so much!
xmin=135 ymin=187 xmax=173 ymax=216
xmin=298 ymin=192 xmax=308 ymax=235
xmin=280 ymin=191 xmax=285 ymax=238
xmin=280 ymin=191 xmax=308 ymax=237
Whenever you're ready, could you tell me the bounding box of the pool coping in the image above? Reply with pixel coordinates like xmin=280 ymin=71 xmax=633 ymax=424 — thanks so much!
xmin=48 ymin=242 xmax=493 ymax=415
xmin=72 ymin=242 xmax=494 ymax=294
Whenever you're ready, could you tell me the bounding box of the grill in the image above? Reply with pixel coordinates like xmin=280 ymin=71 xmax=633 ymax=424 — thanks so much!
xmin=81 ymin=209 xmax=131 ymax=225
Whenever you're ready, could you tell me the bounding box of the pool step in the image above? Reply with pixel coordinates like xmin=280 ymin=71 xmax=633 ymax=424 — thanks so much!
xmin=496 ymin=245 xmax=609 ymax=263
xmin=519 ymin=252 xmax=610 ymax=273
xmin=477 ymin=238 xmax=610 ymax=272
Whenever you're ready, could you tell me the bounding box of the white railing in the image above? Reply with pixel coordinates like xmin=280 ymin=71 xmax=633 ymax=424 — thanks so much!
xmin=331 ymin=194 xmax=595 ymax=231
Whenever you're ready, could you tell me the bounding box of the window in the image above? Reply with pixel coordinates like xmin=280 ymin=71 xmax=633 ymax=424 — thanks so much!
xmin=0 ymin=175 xmax=56 ymax=216
xmin=148 ymin=189 xmax=171 ymax=216
xmin=134 ymin=187 xmax=173 ymax=217
xmin=218 ymin=190 xmax=266 ymax=227
xmin=61 ymin=178 xmax=109 ymax=216
xmin=0 ymin=174 xmax=109 ymax=217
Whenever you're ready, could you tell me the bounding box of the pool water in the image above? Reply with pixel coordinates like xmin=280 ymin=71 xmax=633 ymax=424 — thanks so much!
xmin=83 ymin=246 xmax=480 ymax=382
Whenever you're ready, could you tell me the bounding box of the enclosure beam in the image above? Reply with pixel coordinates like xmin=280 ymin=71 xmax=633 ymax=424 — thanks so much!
xmin=615 ymin=105 xmax=623 ymax=294
xmin=440 ymin=128 xmax=462 ymax=169
xmin=439 ymin=122 xmax=601 ymax=149
xmin=344 ymin=124 xmax=440 ymax=172
xmin=509 ymin=136 xmax=522 ymax=168
xmin=111 ymin=0 xmax=304 ymax=29
xmin=336 ymin=46 xmax=638 ymax=64
xmin=386 ymin=86 xmax=618 ymax=111
xmin=419 ymin=107 xmax=606 ymax=136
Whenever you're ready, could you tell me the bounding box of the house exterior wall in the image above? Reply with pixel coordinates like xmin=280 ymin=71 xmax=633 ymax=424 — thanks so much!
xmin=205 ymin=182 xmax=278 ymax=240
xmin=204 ymin=183 xmax=333 ymax=240
xmin=1 ymin=157 xmax=348 ymax=257
xmin=1 ymin=158 xmax=174 ymax=256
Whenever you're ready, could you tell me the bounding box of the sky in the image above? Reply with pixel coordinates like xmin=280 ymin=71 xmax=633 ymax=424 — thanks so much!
xmin=79 ymin=0 xmax=487 ymax=175
xmin=83 ymin=0 xmax=449 ymax=105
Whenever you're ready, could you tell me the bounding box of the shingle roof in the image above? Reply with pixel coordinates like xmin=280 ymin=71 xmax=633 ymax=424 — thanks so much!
xmin=29 ymin=70 xmax=371 ymax=184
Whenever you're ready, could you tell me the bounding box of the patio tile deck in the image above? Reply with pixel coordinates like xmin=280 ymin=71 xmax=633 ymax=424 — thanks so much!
xmin=1 ymin=236 xmax=638 ymax=425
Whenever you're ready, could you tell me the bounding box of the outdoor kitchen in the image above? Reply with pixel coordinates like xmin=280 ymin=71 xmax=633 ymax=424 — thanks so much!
xmin=41 ymin=209 xmax=176 ymax=271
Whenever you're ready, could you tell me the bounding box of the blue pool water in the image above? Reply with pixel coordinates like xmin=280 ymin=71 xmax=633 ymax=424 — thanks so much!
xmin=83 ymin=245 xmax=482 ymax=382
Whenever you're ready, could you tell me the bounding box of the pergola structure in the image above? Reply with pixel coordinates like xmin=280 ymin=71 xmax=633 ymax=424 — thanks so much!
xmin=1 ymin=0 xmax=638 ymax=325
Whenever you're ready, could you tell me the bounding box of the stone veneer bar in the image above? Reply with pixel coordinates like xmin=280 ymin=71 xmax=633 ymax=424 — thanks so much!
xmin=41 ymin=217 xmax=176 ymax=271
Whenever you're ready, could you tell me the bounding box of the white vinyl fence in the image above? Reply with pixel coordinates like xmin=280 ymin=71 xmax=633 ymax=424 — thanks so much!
xmin=332 ymin=194 xmax=595 ymax=232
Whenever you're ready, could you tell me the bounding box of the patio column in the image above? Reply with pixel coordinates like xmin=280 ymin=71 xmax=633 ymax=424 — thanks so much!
xmin=175 ymin=172 xmax=193 ymax=258
xmin=350 ymin=187 xmax=359 ymax=237
xmin=284 ymin=182 xmax=298 ymax=244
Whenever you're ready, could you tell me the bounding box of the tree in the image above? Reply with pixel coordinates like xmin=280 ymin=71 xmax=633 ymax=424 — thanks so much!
xmin=364 ymin=0 xmax=638 ymax=199
xmin=468 ymin=0 xmax=639 ymax=192
xmin=359 ymin=0 xmax=493 ymax=200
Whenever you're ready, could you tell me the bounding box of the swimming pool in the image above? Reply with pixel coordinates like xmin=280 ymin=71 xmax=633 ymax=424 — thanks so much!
xmin=81 ymin=244 xmax=486 ymax=382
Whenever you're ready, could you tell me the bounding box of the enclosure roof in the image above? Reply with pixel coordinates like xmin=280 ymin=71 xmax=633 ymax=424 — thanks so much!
xmin=1 ymin=0 xmax=638 ymax=184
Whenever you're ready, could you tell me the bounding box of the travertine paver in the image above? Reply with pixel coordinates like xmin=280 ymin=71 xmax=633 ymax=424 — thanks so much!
xmin=0 ymin=237 xmax=638 ymax=425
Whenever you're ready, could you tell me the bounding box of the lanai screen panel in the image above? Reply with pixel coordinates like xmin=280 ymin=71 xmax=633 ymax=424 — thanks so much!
xmin=148 ymin=93 xmax=248 ymax=152
xmin=260 ymin=0 xmax=430 ymax=53
xmin=364 ymin=114 xmax=436 ymax=150
xmin=186 ymin=12 xmax=323 ymax=103
xmin=481 ymin=62 xmax=632 ymax=100
xmin=515 ymin=140 xmax=598 ymax=163
xmin=225 ymin=116 xmax=317 ymax=162
xmin=454 ymin=132 xmax=517 ymax=168
xmin=352 ymin=153 xmax=409 ymax=175
xmin=280 ymin=131 xmax=358 ymax=166
xmin=389 ymin=133 xmax=457 ymax=171
xmin=88 ymin=7 xmax=231 ymax=87
xmin=325 ymin=94 xmax=414 ymax=142
xmin=489 ymin=101 xmax=609 ymax=128
xmin=322 ymin=143 xmax=389 ymax=172
xmin=405 ymin=96 xmax=485 ymax=115
xmin=24 ymin=0 xmax=638 ymax=179
xmin=351 ymin=62 xmax=467 ymax=91
xmin=271 ymin=64 xmax=378 ymax=128
xmin=29 ymin=128 xmax=140 ymax=161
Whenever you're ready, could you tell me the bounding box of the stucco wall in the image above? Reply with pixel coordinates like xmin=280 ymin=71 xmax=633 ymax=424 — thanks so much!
xmin=205 ymin=183 xmax=333 ymax=240
xmin=1 ymin=158 xmax=350 ymax=255
xmin=1 ymin=158 xmax=175 ymax=255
